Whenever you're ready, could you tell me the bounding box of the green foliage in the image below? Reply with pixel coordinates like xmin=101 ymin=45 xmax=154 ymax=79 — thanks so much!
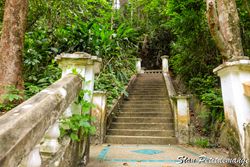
xmin=0 ymin=86 xmax=23 ymax=112
xmin=165 ymin=0 xmax=225 ymax=136
xmin=0 ymin=0 xmax=248 ymax=147
xmin=127 ymin=0 xmax=172 ymax=69
xmin=61 ymin=89 xmax=96 ymax=142
xmin=0 ymin=0 xmax=4 ymax=24
xmin=194 ymin=138 xmax=211 ymax=148
xmin=201 ymin=89 xmax=224 ymax=122
xmin=20 ymin=0 xmax=138 ymax=106
xmin=237 ymin=0 xmax=250 ymax=56
xmin=95 ymin=72 xmax=129 ymax=107
xmin=167 ymin=0 xmax=221 ymax=80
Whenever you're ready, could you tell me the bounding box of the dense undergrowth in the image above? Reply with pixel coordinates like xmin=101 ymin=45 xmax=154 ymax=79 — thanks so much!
xmin=0 ymin=0 xmax=250 ymax=144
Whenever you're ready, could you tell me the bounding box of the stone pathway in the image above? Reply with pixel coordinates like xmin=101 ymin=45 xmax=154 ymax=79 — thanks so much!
xmin=87 ymin=144 xmax=233 ymax=167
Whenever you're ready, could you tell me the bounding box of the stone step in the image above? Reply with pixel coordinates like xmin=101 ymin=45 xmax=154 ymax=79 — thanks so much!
xmin=131 ymin=89 xmax=165 ymax=91
xmin=135 ymin=79 xmax=163 ymax=81
xmin=105 ymin=135 xmax=177 ymax=145
xmin=120 ymin=108 xmax=171 ymax=112
xmin=123 ymin=101 xmax=169 ymax=105
xmin=133 ymin=82 xmax=164 ymax=84
xmin=134 ymin=79 xmax=164 ymax=85
xmin=121 ymin=108 xmax=170 ymax=112
xmin=130 ymin=89 xmax=166 ymax=92
xmin=110 ymin=122 xmax=174 ymax=130
xmin=133 ymin=84 xmax=165 ymax=87
xmin=137 ymin=79 xmax=163 ymax=80
xmin=132 ymin=87 xmax=165 ymax=89
xmin=107 ymin=129 xmax=175 ymax=136
xmin=127 ymin=98 xmax=168 ymax=101
xmin=124 ymin=99 xmax=169 ymax=102
xmin=118 ymin=112 xmax=172 ymax=117
xmin=121 ymin=104 xmax=169 ymax=108
xmin=129 ymin=93 xmax=167 ymax=96
xmin=128 ymin=95 xmax=168 ymax=99
xmin=113 ymin=117 xmax=173 ymax=123
xmin=131 ymin=89 xmax=166 ymax=92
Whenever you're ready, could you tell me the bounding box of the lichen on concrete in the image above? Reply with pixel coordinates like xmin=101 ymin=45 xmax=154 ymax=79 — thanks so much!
xmin=219 ymin=122 xmax=242 ymax=158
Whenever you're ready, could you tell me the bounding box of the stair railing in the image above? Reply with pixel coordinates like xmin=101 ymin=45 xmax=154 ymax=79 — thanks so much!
xmin=0 ymin=52 xmax=102 ymax=167
xmin=161 ymin=56 xmax=191 ymax=144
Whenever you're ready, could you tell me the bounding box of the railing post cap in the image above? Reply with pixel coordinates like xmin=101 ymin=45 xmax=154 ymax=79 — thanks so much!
xmin=161 ymin=55 xmax=169 ymax=60
xmin=55 ymin=52 xmax=102 ymax=64
xmin=171 ymin=94 xmax=192 ymax=100
xmin=213 ymin=57 xmax=250 ymax=75
xmin=93 ymin=90 xmax=107 ymax=95
xmin=137 ymin=58 xmax=142 ymax=61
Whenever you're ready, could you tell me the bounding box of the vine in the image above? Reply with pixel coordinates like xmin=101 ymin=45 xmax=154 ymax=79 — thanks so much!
xmin=60 ymin=69 xmax=96 ymax=141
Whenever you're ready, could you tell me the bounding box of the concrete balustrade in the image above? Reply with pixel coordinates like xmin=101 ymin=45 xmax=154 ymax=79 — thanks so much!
xmin=20 ymin=145 xmax=42 ymax=167
xmin=162 ymin=71 xmax=191 ymax=144
xmin=136 ymin=58 xmax=142 ymax=74
xmin=161 ymin=55 xmax=169 ymax=73
xmin=214 ymin=57 xmax=250 ymax=160
xmin=40 ymin=121 xmax=61 ymax=154
xmin=91 ymin=91 xmax=107 ymax=144
xmin=172 ymin=95 xmax=191 ymax=144
xmin=0 ymin=52 xmax=102 ymax=167
xmin=0 ymin=75 xmax=81 ymax=167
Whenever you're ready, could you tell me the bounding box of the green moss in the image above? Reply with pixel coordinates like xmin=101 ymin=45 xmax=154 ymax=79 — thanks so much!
xmin=220 ymin=122 xmax=242 ymax=158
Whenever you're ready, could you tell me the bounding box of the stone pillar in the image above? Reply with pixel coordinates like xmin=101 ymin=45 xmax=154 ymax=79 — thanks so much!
xmin=91 ymin=91 xmax=107 ymax=144
xmin=214 ymin=58 xmax=250 ymax=159
xmin=56 ymin=52 xmax=102 ymax=103
xmin=54 ymin=52 xmax=102 ymax=165
xmin=40 ymin=52 xmax=102 ymax=161
xmin=173 ymin=95 xmax=191 ymax=144
xmin=136 ymin=58 xmax=142 ymax=74
xmin=161 ymin=55 xmax=169 ymax=73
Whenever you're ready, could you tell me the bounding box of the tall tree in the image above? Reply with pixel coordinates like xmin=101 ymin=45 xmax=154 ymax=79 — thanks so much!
xmin=0 ymin=0 xmax=29 ymax=101
xmin=206 ymin=0 xmax=244 ymax=60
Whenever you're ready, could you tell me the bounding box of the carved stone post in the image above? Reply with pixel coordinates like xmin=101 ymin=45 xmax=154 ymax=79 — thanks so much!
xmin=173 ymin=95 xmax=191 ymax=144
xmin=161 ymin=56 xmax=169 ymax=73
xmin=40 ymin=52 xmax=102 ymax=162
xmin=136 ymin=58 xmax=142 ymax=74
xmin=56 ymin=52 xmax=102 ymax=164
xmin=214 ymin=58 xmax=250 ymax=159
xmin=91 ymin=91 xmax=107 ymax=144
xmin=20 ymin=145 xmax=42 ymax=167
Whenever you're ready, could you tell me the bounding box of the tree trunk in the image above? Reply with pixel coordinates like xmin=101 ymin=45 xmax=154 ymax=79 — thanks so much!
xmin=206 ymin=0 xmax=244 ymax=60
xmin=0 ymin=0 xmax=29 ymax=100
xmin=120 ymin=0 xmax=128 ymax=7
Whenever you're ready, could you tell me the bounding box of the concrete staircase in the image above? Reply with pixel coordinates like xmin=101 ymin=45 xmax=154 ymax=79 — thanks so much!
xmin=105 ymin=73 xmax=177 ymax=145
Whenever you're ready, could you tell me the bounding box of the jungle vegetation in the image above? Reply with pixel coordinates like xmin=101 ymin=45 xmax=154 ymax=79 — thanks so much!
xmin=0 ymin=0 xmax=249 ymax=141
